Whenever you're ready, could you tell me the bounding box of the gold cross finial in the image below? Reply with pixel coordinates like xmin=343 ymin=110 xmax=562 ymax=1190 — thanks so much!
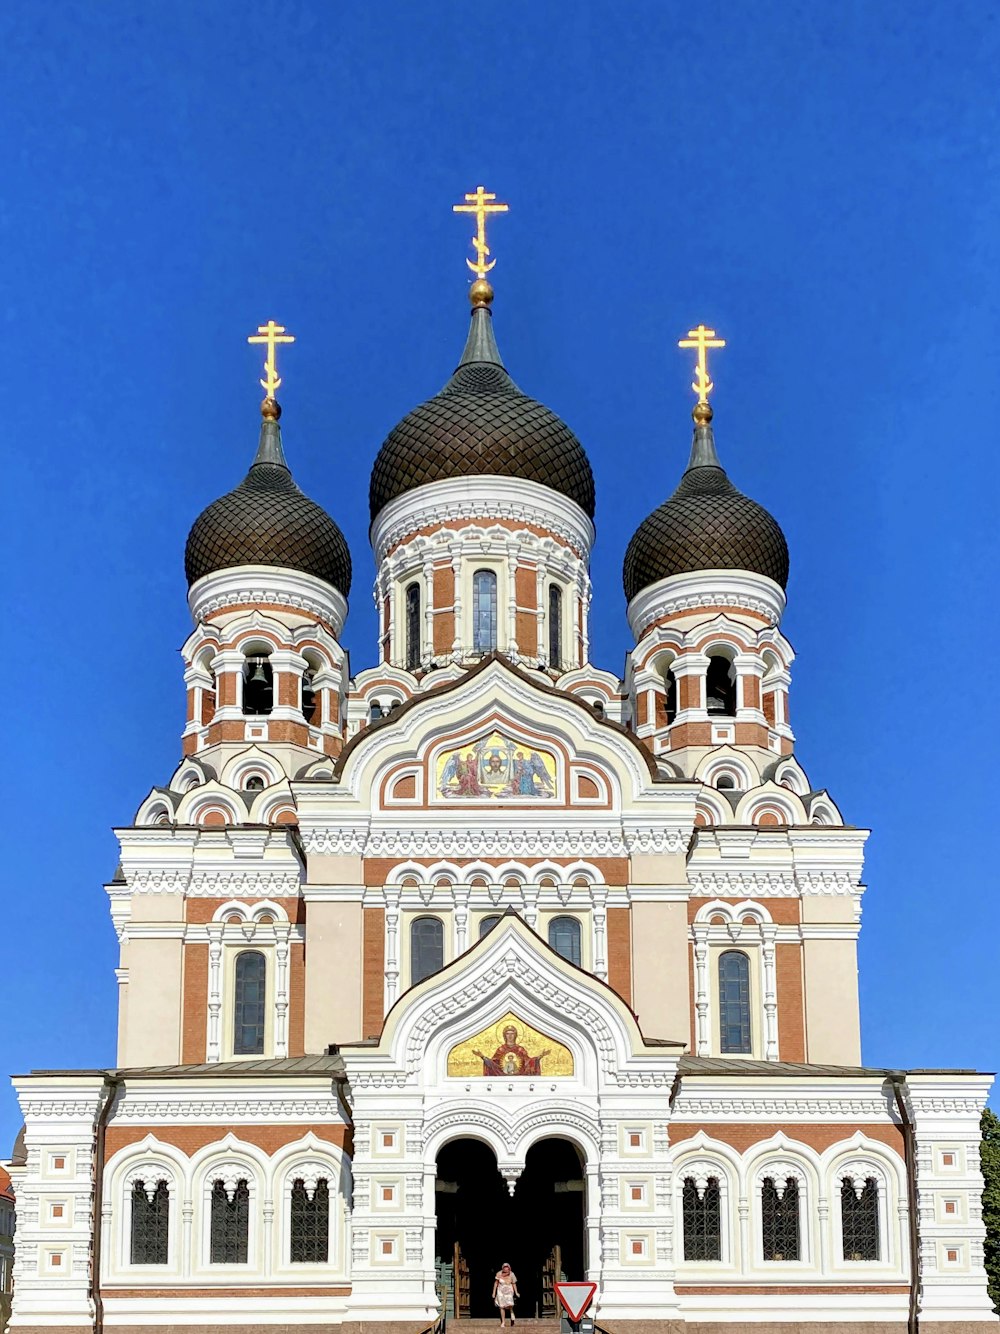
xmin=248 ymin=320 xmax=295 ymax=416
xmin=678 ymin=324 xmax=726 ymax=420
xmin=453 ymin=185 xmax=509 ymax=280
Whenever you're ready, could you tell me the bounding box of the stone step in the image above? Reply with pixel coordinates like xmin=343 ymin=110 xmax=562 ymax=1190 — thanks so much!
xmin=450 ymin=1322 xmax=560 ymax=1331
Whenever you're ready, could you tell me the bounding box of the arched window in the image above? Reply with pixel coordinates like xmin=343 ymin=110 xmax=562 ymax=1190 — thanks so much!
xmin=291 ymin=1177 xmax=330 ymax=1262
xmin=301 ymin=669 xmax=318 ymax=725
xmin=472 ymin=569 xmax=498 ymax=653
xmin=233 ymin=951 xmax=266 ymax=1056
xmin=841 ymin=1177 xmax=880 ymax=1261
xmin=405 ymin=582 xmax=421 ymax=671
xmin=682 ymin=1176 xmax=722 ymax=1261
xmin=242 ymin=655 xmax=274 ymax=715
xmin=479 ymin=914 xmax=502 ymax=938
xmin=706 ymin=655 xmax=736 ymax=716
xmin=718 ymin=950 xmax=751 ymax=1054
xmin=761 ymin=1177 xmax=800 ymax=1261
xmin=665 ymin=665 xmax=678 ymax=725
xmin=548 ymin=916 xmax=582 ymax=967
xmin=130 ymin=1179 xmax=169 ymax=1264
xmin=548 ymin=584 xmax=563 ymax=670
xmin=411 ymin=916 xmax=444 ymax=985
xmin=210 ymin=1179 xmax=249 ymax=1264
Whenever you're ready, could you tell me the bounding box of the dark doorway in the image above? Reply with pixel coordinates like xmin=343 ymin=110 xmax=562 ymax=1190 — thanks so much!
xmin=434 ymin=1137 xmax=585 ymax=1320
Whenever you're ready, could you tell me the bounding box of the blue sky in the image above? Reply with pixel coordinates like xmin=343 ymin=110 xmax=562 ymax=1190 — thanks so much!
xmin=3 ymin=0 xmax=999 ymax=1149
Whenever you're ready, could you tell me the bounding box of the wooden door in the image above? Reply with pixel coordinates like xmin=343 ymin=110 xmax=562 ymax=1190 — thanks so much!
xmin=540 ymin=1244 xmax=561 ymax=1319
xmin=454 ymin=1241 xmax=471 ymax=1319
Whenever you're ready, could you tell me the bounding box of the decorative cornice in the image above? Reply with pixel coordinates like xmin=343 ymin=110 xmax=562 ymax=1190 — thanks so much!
xmin=188 ymin=565 xmax=348 ymax=637
xmin=112 ymin=1096 xmax=345 ymax=1124
xmin=371 ymin=476 xmax=595 ymax=566
xmin=672 ymin=1095 xmax=891 ymax=1121
xmin=628 ymin=569 xmax=786 ymax=640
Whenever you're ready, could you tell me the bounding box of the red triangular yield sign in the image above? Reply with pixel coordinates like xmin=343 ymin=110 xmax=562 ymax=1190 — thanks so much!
xmin=554 ymin=1281 xmax=597 ymax=1321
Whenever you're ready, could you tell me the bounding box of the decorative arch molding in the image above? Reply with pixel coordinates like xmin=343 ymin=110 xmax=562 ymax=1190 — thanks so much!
xmin=744 ymin=1132 xmax=823 ymax=1192
xmin=695 ymin=746 xmax=761 ymax=791
xmin=693 ymin=898 xmax=774 ymax=929
xmin=211 ymin=897 xmax=290 ymax=926
xmin=735 ymin=781 xmax=808 ymax=826
xmin=220 ymin=746 xmax=284 ymax=791
xmin=331 ymin=659 xmax=660 ymax=809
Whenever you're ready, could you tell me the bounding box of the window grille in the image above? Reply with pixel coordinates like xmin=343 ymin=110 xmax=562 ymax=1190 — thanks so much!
xmin=472 ymin=569 xmax=498 ymax=652
xmin=548 ymin=916 xmax=582 ymax=967
xmin=411 ymin=916 xmax=444 ymax=985
xmin=130 ymin=1180 xmax=169 ymax=1264
xmin=841 ymin=1177 xmax=880 ymax=1261
xmin=405 ymin=582 xmax=421 ymax=671
xmin=682 ymin=1177 xmax=722 ymax=1261
xmin=548 ymin=585 xmax=563 ymax=670
xmin=479 ymin=914 xmax=501 ymax=938
xmin=761 ymin=1177 xmax=800 ymax=1261
xmin=210 ymin=1179 xmax=249 ymax=1264
xmin=234 ymin=951 xmax=266 ymax=1056
xmin=290 ymin=1178 xmax=329 ymax=1263
xmin=718 ymin=950 xmax=752 ymax=1054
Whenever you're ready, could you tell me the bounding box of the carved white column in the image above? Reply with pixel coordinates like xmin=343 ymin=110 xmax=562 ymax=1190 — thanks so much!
xmin=206 ymin=923 xmax=224 ymax=1062
xmin=181 ymin=1196 xmax=194 ymax=1277
xmin=274 ymin=924 xmax=290 ymax=1058
xmin=672 ymin=650 xmax=710 ymax=721
xmin=262 ymin=1196 xmax=275 ymax=1277
xmin=591 ymin=885 xmax=608 ymax=981
xmin=585 ymin=1162 xmax=601 ymax=1280
xmin=535 ymin=562 xmax=547 ymax=661
xmin=506 ymin=549 xmax=518 ymax=658
xmin=384 ymin=886 xmax=401 ymax=1009
xmin=578 ymin=565 xmax=591 ymax=669
xmin=693 ymin=926 xmax=710 ymax=1055
xmin=760 ymin=923 xmax=779 ymax=1059
xmin=375 ymin=570 xmax=388 ymax=665
xmin=422 ymin=559 xmax=435 ymax=665
xmin=520 ymin=883 xmax=538 ymax=932
xmin=450 ymin=545 xmax=463 ymax=659
xmin=734 ymin=652 xmax=766 ymax=722
xmin=452 ymin=884 xmax=469 ymax=955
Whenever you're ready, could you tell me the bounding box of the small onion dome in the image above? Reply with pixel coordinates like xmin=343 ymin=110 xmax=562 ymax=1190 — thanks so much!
xmin=185 ymin=404 xmax=352 ymax=595
xmin=369 ymin=285 xmax=594 ymax=522
xmin=623 ymin=413 xmax=788 ymax=602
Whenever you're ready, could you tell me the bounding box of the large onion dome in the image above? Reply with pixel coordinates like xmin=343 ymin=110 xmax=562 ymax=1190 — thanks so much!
xmin=623 ymin=412 xmax=788 ymax=602
xmin=185 ymin=406 xmax=352 ymax=595
xmin=369 ymin=287 xmax=594 ymax=522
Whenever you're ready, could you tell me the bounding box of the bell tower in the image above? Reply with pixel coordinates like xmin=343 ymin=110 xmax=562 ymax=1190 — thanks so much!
xmin=623 ymin=326 xmax=793 ymax=783
xmin=181 ymin=323 xmax=353 ymax=774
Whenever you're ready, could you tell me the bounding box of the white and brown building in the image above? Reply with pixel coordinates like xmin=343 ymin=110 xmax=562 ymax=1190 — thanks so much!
xmin=7 ymin=278 xmax=996 ymax=1334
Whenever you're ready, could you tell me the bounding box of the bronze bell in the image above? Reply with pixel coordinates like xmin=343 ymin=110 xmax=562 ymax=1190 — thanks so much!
xmin=248 ymin=660 xmax=269 ymax=685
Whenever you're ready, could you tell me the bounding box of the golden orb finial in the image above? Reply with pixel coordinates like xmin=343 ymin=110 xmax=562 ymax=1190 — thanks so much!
xmin=261 ymin=397 xmax=281 ymax=420
xmin=469 ymin=278 xmax=494 ymax=308
xmin=692 ymin=401 xmax=713 ymax=425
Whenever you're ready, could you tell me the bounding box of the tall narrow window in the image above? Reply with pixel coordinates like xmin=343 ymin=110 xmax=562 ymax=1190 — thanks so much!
xmin=242 ymin=656 xmax=274 ymax=715
xmin=210 ymin=1179 xmax=249 ymax=1264
xmin=411 ymin=916 xmax=444 ymax=985
xmin=291 ymin=1178 xmax=329 ymax=1263
xmin=130 ymin=1180 xmax=169 ymax=1265
xmin=472 ymin=569 xmax=498 ymax=653
xmin=548 ymin=584 xmax=563 ymax=670
xmin=841 ymin=1177 xmax=880 ymax=1261
xmin=405 ymin=582 xmax=421 ymax=671
xmin=706 ymin=656 xmax=736 ymax=715
xmin=548 ymin=916 xmax=582 ymax=967
xmin=665 ymin=665 xmax=678 ymax=724
xmin=761 ymin=1177 xmax=800 ymax=1261
xmin=682 ymin=1177 xmax=722 ymax=1261
xmin=479 ymin=914 xmax=502 ymax=938
xmin=234 ymin=951 xmax=266 ymax=1056
xmin=718 ymin=950 xmax=751 ymax=1054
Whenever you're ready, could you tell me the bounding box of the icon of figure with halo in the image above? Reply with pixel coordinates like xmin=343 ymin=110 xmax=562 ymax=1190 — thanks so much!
xmin=473 ymin=1024 xmax=550 ymax=1076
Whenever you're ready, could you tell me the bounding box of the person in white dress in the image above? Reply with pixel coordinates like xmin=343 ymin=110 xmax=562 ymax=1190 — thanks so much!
xmin=492 ymin=1262 xmax=519 ymax=1328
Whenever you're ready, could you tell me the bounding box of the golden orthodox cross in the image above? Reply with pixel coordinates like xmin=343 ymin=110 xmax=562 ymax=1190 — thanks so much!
xmin=247 ymin=320 xmax=296 ymax=400
xmin=452 ymin=185 xmax=509 ymax=277
xmin=678 ymin=324 xmax=726 ymax=405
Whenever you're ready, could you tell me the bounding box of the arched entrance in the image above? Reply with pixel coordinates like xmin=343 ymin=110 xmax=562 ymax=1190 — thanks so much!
xmin=435 ymin=1137 xmax=585 ymax=1320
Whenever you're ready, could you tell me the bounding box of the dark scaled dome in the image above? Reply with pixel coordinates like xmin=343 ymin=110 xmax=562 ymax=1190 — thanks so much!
xmin=369 ymin=297 xmax=594 ymax=522
xmin=185 ymin=411 xmax=352 ymax=595
xmin=623 ymin=417 xmax=788 ymax=602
